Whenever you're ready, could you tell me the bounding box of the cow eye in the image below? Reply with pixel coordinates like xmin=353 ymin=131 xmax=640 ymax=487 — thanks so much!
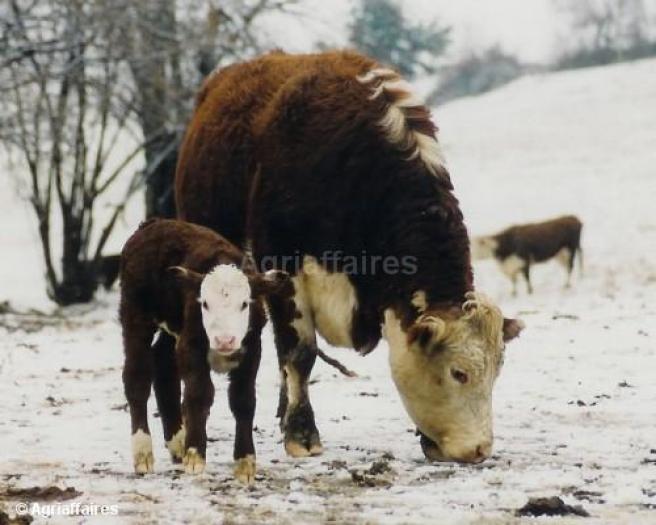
xmin=240 ymin=301 xmax=248 ymax=311
xmin=201 ymin=300 xmax=209 ymax=310
xmin=451 ymin=369 xmax=469 ymax=384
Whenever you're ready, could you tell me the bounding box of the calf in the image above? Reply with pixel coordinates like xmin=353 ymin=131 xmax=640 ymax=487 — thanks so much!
xmin=119 ymin=218 xmax=288 ymax=484
xmin=472 ymin=215 xmax=583 ymax=294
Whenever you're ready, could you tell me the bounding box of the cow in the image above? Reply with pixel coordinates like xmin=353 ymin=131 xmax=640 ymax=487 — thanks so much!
xmin=175 ymin=50 xmax=524 ymax=464
xmin=119 ymin=218 xmax=290 ymax=483
xmin=471 ymin=215 xmax=583 ymax=295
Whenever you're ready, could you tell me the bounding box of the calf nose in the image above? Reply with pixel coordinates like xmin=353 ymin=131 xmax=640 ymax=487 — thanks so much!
xmin=214 ymin=335 xmax=236 ymax=350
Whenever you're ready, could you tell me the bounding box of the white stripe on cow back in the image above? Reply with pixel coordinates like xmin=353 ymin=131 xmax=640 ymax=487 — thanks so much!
xmin=356 ymin=67 xmax=446 ymax=177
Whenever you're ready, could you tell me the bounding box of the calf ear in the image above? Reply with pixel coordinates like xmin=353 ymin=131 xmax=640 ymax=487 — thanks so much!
xmin=250 ymin=270 xmax=291 ymax=297
xmin=167 ymin=266 xmax=203 ymax=290
xmin=407 ymin=315 xmax=448 ymax=352
xmin=503 ymin=318 xmax=525 ymax=342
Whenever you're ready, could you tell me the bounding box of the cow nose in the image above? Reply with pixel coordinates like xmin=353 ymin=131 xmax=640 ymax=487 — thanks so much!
xmin=214 ymin=335 xmax=236 ymax=350
xmin=467 ymin=442 xmax=492 ymax=464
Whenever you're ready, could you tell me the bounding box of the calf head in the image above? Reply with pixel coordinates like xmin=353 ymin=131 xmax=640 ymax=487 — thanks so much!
xmin=169 ymin=264 xmax=289 ymax=370
xmin=470 ymin=236 xmax=498 ymax=260
xmin=383 ymin=291 xmax=523 ymax=464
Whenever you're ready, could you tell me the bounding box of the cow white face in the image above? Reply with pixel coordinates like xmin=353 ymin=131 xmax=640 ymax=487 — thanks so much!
xmin=383 ymin=292 xmax=523 ymax=464
xmin=199 ymin=265 xmax=252 ymax=357
xmin=470 ymin=236 xmax=498 ymax=260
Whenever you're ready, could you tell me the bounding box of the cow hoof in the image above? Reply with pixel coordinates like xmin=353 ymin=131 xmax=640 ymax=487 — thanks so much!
xmin=309 ymin=442 xmax=324 ymax=456
xmin=132 ymin=429 xmax=154 ymax=474
xmin=183 ymin=447 xmax=206 ymax=474
xmin=234 ymin=455 xmax=256 ymax=485
xmin=166 ymin=425 xmax=186 ymax=463
xmin=285 ymin=440 xmax=313 ymax=458
xmin=284 ymin=435 xmax=323 ymax=458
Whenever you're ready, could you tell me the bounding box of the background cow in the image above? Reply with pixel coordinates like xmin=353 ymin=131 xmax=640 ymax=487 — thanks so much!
xmin=471 ymin=215 xmax=583 ymax=294
xmin=175 ymin=50 xmax=523 ymax=464
xmin=120 ymin=218 xmax=289 ymax=483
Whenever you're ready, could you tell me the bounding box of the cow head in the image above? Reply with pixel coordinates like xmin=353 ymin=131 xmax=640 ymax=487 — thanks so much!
xmin=382 ymin=291 xmax=523 ymax=463
xmin=470 ymin=236 xmax=498 ymax=260
xmin=169 ymin=264 xmax=289 ymax=368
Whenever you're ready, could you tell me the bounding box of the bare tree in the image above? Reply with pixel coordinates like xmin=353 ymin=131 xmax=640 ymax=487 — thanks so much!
xmin=554 ymin=0 xmax=655 ymax=67
xmin=0 ymin=0 xmax=300 ymax=305
xmin=1 ymin=0 xmax=146 ymax=304
xmin=124 ymin=0 xmax=300 ymax=218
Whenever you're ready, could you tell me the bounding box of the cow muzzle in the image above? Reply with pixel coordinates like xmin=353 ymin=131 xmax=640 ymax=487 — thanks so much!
xmin=419 ymin=431 xmax=492 ymax=464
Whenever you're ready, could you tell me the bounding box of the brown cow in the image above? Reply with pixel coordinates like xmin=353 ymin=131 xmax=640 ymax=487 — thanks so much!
xmin=119 ymin=218 xmax=289 ymax=483
xmin=471 ymin=215 xmax=583 ymax=294
xmin=176 ymin=51 xmax=524 ymax=464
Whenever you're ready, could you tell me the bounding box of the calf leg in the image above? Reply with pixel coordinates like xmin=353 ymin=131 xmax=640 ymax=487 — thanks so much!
xmin=178 ymin=334 xmax=214 ymax=474
xmin=121 ymin=314 xmax=156 ymax=474
xmin=228 ymin=331 xmax=262 ymax=485
xmin=268 ymin=280 xmax=322 ymax=458
xmin=152 ymin=331 xmax=184 ymax=463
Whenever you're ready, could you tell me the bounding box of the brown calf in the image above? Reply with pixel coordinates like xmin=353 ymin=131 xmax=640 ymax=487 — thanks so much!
xmin=119 ymin=218 xmax=288 ymax=483
xmin=472 ymin=215 xmax=583 ymax=294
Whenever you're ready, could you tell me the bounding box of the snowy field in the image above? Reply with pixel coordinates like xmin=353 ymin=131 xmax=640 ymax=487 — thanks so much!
xmin=1 ymin=59 xmax=655 ymax=524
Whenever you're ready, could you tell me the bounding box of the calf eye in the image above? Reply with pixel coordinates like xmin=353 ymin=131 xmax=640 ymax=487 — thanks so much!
xmin=240 ymin=301 xmax=248 ymax=311
xmin=451 ymin=369 xmax=469 ymax=384
xmin=201 ymin=300 xmax=209 ymax=310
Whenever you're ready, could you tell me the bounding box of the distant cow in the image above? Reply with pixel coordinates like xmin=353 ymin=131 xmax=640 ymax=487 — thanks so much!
xmin=119 ymin=218 xmax=289 ymax=484
xmin=471 ymin=215 xmax=583 ymax=294
xmin=176 ymin=50 xmax=524 ymax=464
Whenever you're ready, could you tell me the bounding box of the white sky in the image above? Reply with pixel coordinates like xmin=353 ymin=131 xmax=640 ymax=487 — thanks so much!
xmin=262 ymin=0 xmax=560 ymax=63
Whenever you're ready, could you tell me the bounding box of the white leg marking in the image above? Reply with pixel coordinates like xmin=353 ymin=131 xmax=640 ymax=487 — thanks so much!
xmin=166 ymin=425 xmax=186 ymax=461
xmin=233 ymin=454 xmax=256 ymax=485
xmin=183 ymin=447 xmax=206 ymax=474
xmin=132 ymin=429 xmax=154 ymax=474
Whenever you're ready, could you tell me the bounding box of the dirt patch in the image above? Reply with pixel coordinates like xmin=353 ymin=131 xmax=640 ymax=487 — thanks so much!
xmin=0 ymin=486 xmax=81 ymax=502
xmin=516 ymin=496 xmax=589 ymax=517
xmin=0 ymin=510 xmax=33 ymax=525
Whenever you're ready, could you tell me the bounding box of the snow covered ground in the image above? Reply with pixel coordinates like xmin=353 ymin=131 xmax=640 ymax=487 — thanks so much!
xmin=1 ymin=59 xmax=655 ymax=524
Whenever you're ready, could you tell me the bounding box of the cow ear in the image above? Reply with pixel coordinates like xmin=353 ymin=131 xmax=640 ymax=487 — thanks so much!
xmin=503 ymin=318 xmax=525 ymax=342
xmin=250 ymin=270 xmax=291 ymax=297
xmin=407 ymin=315 xmax=448 ymax=352
xmin=168 ymin=266 xmax=203 ymax=290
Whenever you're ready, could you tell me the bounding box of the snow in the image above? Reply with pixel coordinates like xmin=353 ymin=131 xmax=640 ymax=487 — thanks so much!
xmin=1 ymin=59 xmax=656 ymax=524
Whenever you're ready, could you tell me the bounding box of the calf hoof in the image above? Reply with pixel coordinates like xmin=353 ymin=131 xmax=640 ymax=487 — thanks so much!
xmin=166 ymin=426 xmax=186 ymax=463
xmin=132 ymin=429 xmax=154 ymax=474
xmin=183 ymin=447 xmax=206 ymax=474
xmin=233 ymin=455 xmax=256 ymax=485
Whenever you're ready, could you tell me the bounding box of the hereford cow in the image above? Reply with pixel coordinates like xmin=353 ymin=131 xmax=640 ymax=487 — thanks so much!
xmin=175 ymin=50 xmax=524 ymax=464
xmin=471 ymin=215 xmax=583 ymax=295
xmin=120 ymin=218 xmax=289 ymax=483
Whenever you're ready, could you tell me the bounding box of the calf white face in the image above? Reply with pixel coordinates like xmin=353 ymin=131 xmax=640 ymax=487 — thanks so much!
xmin=383 ymin=292 xmax=523 ymax=464
xmin=199 ymin=265 xmax=252 ymax=357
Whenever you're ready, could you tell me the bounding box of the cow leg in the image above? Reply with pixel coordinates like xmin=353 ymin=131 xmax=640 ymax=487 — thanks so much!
xmin=510 ymin=272 xmax=519 ymax=296
xmin=178 ymin=335 xmax=214 ymax=474
xmin=268 ymin=279 xmax=322 ymax=458
xmin=152 ymin=331 xmax=185 ymax=463
xmin=228 ymin=332 xmax=262 ymax=485
xmin=522 ymin=262 xmax=533 ymax=294
xmin=122 ymin=314 xmax=156 ymax=474
xmin=555 ymin=247 xmax=573 ymax=288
